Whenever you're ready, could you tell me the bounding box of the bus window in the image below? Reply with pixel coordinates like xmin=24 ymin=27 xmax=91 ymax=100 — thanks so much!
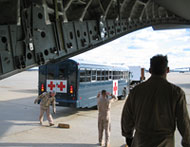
xmin=92 ymin=70 xmax=96 ymax=81
xmin=109 ymin=71 xmax=112 ymax=80
xmin=113 ymin=71 xmax=120 ymax=79
xmin=80 ymin=77 xmax=85 ymax=82
xmin=105 ymin=71 xmax=108 ymax=80
xmin=86 ymin=70 xmax=91 ymax=76
xmin=47 ymin=66 xmax=56 ymax=79
xmin=119 ymin=71 xmax=122 ymax=79
xmin=80 ymin=70 xmax=86 ymax=82
xmin=120 ymin=71 xmax=124 ymax=79
xmin=58 ymin=66 xmax=66 ymax=79
xmin=80 ymin=70 xmax=85 ymax=76
xmin=113 ymin=71 xmax=116 ymax=79
xmin=102 ymin=70 xmax=106 ymax=81
xmin=86 ymin=77 xmax=91 ymax=82
xmin=97 ymin=70 xmax=101 ymax=81
xmin=86 ymin=70 xmax=91 ymax=82
xmin=79 ymin=69 xmax=91 ymax=82
xmin=117 ymin=71 xmax=120 ymax=79
xmin=124 ymin=71 xmax=129 ymax=79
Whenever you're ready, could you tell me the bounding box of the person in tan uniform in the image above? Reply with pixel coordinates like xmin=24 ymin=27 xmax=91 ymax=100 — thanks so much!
xmin=121 ymin=55 xmax=190 ymax=147
xmin=34 ymin=91 xmax=56 ymax=126
xmin=97 ymin=90 xmax=117 ymax=147
xmin=122 ymin=87 xmax=127 ymax=99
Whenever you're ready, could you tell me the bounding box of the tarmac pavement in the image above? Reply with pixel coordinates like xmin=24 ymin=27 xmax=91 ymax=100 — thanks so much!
xmin=0 ymin=71 xmax=189 ymax=147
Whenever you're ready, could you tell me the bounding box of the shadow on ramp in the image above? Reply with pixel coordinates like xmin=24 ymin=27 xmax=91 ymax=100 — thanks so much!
xmin=9 ymin=89 xmax=38 ymax=94
xmin=0 ymin=143 xmax=98 ymax=147
xmin=0 ymin=96 xmax=89 ymax=138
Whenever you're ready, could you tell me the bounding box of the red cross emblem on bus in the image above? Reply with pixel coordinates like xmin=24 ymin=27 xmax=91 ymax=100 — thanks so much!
xmin=57 ymin=82 xmax=66 ymax=91
xmin=113 ymin=82 xmax=118 ymax=95
xmin=48 ymin=81 xmax=56 ymax=90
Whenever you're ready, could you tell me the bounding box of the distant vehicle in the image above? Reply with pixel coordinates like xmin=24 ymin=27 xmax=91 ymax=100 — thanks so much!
xmin=173 ymin=67 xmax=190 ymax=73
xmin=129 ymin=66 xmax=145 ymax=85
xmin=27 ymin=67 xmax=39 ymax=71
xmin=38 ymin=59 xmax=130 ymax=108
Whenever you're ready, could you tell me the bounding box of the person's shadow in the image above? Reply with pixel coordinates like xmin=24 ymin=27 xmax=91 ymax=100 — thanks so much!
xmin=0 ymin=143 xmax=99 ymax=147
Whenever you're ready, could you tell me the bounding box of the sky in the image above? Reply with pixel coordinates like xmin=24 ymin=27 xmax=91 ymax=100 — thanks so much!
xmin=72 ymin=27 xmax=190 ymax=69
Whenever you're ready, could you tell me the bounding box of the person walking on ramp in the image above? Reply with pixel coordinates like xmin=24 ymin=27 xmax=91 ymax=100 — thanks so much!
xmin=97 ymin=90 xmax=117 ymax=147
xmin=34 ymin=91 xmax=56 ymax=126
xmin=121 ymin=55 xmax=190 ymax=147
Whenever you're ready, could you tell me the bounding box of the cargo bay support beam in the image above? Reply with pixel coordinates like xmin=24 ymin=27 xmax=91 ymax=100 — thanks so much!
xmin=0 ymin=0 xmax=190 ymax=80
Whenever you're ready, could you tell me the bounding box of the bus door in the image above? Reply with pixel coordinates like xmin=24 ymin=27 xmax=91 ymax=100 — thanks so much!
xmin=45 ymin=64 xmax=68 ymax=95
xmin=39 ymin=64 xmax=57 ymax=95
xmin=45 ymin=63 xmax=68 ymax=98
xmin=45 ymin=65 xmax=57 ymax=92
xmin=56 ymin=61 xmax=77 ymax=106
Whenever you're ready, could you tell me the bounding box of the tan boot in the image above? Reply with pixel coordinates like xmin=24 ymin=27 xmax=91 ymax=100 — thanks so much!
xmin=49 ymin=123 xmax=54 ymax=126
xmin=99 ymin=141 xmax=103 ymax=146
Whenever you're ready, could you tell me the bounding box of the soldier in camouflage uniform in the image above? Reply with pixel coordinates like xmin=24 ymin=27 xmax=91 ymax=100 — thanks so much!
xmin=34 ymin=91 xmax=56 ymax=126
